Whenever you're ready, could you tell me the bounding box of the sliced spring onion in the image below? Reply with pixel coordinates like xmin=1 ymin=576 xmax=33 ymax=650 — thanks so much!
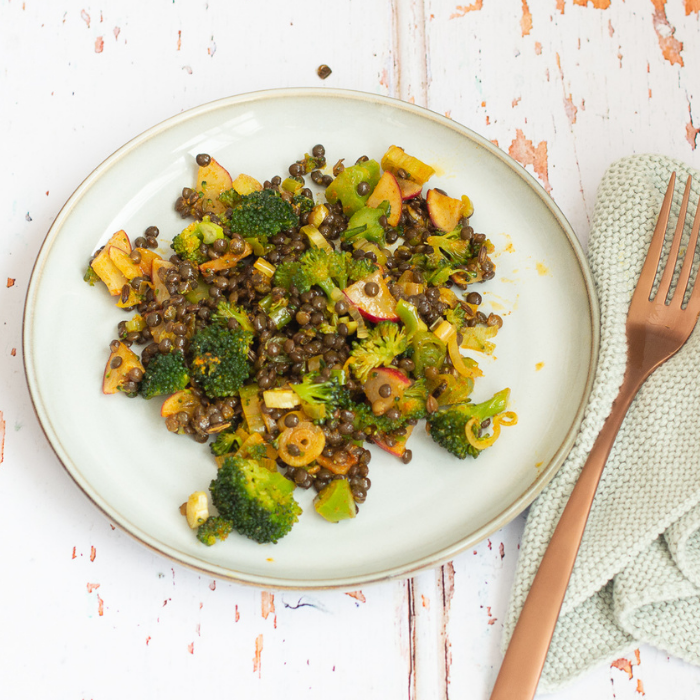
xmin=439 ymin=287 xmax=458 ymax=308
xmin=281 ymin=177 xmax=303 ymax=193
xmin=432 ymin=320 xmax=457 ymax=344
xmin=239 ymin=385 xmax=266 ymax=434
xmin=464 ymin=417 xmax=501 ymax=450
xmin=254 ymin=258 xmax=276 ymax=278
xmin=185 ymin=492 xmax=209 ymax=529
xmin=308 ymin=204 xmax=329 ymax=228
xmin=308 ymin=354 xmax=324 ymax=373
xmin=345 ymin=301 xmax=368 ymax=338
xmin=402 ymin=282 xmax=425 ymax=297
xmin=263 ymin=389 xmax=302 ymax=409
xmin=301 ymin=224 xmax=334 ymax=253
xmin=448 ymin=334 xmax=481 ymax=378
xmin=494 ymin=411 xmax=518 ymax=427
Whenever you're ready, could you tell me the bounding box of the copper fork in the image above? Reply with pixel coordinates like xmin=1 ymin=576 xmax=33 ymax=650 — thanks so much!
xmin=490 ymin=173 xmax=700 ymax=700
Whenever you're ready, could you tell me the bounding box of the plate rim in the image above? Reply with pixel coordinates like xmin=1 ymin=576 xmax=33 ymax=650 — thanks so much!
xmin=23 ymin=87 xmax=600 ymax=590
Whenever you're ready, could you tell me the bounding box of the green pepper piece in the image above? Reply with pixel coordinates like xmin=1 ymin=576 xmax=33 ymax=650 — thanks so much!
xmin=314 ymin=479 xmax=356 ymax=522
xmin=325 ymin=160 xmax=381 ymax=216
xmin=396 ymin=299 xmax=428 ymax=339
xmin=344 ymin=203 xmax=389 ymax=245
xmin=411 ymin=330 xmax=446 ymax=376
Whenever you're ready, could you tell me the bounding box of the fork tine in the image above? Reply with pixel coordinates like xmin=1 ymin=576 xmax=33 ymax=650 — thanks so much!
xmin=677 ymin=191 xmax=700 ymax=313
xmin=657 ymin=175 xmax=692 ymax=303
xmin=632 ymin=172 xmax=676 ymax=305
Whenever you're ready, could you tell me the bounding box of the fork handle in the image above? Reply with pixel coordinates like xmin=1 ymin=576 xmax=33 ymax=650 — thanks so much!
xmin=489 ymin=370 xmax=645 ymax=700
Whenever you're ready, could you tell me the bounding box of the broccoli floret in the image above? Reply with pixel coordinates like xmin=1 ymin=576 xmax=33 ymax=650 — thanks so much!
xmin=225 ymin=189 xmax=298 ymax=242
xmin=427 ymin=388 xmax=510 ymax=459
xmin=426 ymin=259 xmax=460 ymax=286
xmin=299 ymin=152 xmax=326 ymax=173
xmin=139 ymin=352 xmax=190 ymax=400
xmin=211 ymin=299 xmax=254 ymax=332
xmin=350 ymin=322 xmax=408 ymax=382
xmin=398 ymin=379 xmax=428 ymax=421
xmin=298 ymin=248 xmax=347 ymax=299
xmin=84 ymin=264 xmax=100 ymax=286
xmin=208 ymin=455 xmax=301 ymax=544
xmin=290 ymin=371 xmax=349 ymax=408
xmin=351 ymin=401 xmax=408 ymax=434
xmin=197 ymin=516 xmax=234 ymax=546
xmin=172 ymin=216 xmax=224 ymax=264
xmin=188 ymin=325 xmax=253 ymax=398
xmin=426 ymin=229 xmax=474 ymax=265
xmin=218 ymin=189 xmax=242 ymax=210
xmin=272 ymin=260 xmax=311 ymax=294
xmin=210 ymin=428 xmax=243 ymax=457
xmin=292 ymin=193 xmax=315 ymax=216
xmin=444 ymin=303 xmax=467 ymax=331
xmin=347 ymin=256 xmax=378 ymax=283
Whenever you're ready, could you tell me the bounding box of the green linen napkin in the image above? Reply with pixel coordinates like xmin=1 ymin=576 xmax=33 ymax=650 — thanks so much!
xmin=502 ymin=154 xmax=700 ymax=692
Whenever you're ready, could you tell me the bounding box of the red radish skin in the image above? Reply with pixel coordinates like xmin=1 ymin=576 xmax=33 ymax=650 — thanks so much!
xmin=365 ymin=171 xmax=402 ymax=227
xmin=426 ymin=188 xmax=464 ymax=232
xmin=396 ymin=177 xmax=423 ymax=200
xmin=374 ymin=425 xmax=415 ymax=458
xmin=343 ymin=272 xmax=399 ymax=323
xmin=363 ymin=367 xmax=411 ymax=414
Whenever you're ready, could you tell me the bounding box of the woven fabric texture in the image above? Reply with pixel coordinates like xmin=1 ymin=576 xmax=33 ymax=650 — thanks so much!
xmin=503 ymin=155 xmax=700 ymax=693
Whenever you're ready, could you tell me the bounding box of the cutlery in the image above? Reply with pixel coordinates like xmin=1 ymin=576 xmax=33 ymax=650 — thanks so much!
xmin=490 ymin=173 xmax=700 ymax=700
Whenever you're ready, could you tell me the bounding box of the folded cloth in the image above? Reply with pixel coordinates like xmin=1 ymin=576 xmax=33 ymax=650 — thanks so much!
xmin=502 ymin=154 xmax=700 ymax=693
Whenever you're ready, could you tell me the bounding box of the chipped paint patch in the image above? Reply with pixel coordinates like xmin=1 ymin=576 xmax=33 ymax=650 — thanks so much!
xmin=450 ymin=1 xmax=483 ymax=19
xmin=113 ymin=26 xmax=120 ymax=40
xmin=90 ymin=546 xmax=96 ymax=562
xmin=261 ymin=591 xmax=276 ymax=619
xmin=651 ymin=1 xmax=684 ymax=66
xmin=534 ymin=41 xmax=542 ymax=55
xmin=177 ymin=30 xmax=181 ymax=51
xmin=508 ymin=129 xmax=552 ymax=193
xmin=345 ymin=590 xmax=367 ymax=603
xmin=536 ymin=362 xmax=545 ymax=371
xmin=379 ymin=68 xmax=389 ymax=88
xmin=81 ymin=9 xmax=91 ymax=27
xmin=421 ymin=595 xmax=430 ymax=609
xmin=521 ymin=0 xmax=532 ymax=36
xmin=188 ymin=642 xmax=194 ymax=654
xmin=686 ymin=102 xmax=699 ymax=150
xmin=7 ymin=278 xmax=15 ymax=287
xmin=499 ymin=542 xmax=505 ymax=559
xmin=564 ymin=94 xmax=578 ymax=124
xmin=209 ymin=580 xmax=216 ymax=591
xmin=235 ymin=605 xmax=240 ymax=622
xmin=253 ymin=634 xmax=263 ymax=677
xmin=636 ymin=679 xmax=645 ymax=695
xmin=573 ymin=0 xmax=610 ymax=7
xmin=686 ymin=0 xmax=700 ymax=13
xmin=95 ymin=36 xmax=104 ymax=53
xmin=611 ymin=649 xmax=641 ymax=679
xmin=97 ymin=595 xmax=104 ymax=616
xmin=87 ymin=583 xmax=100 ymax=593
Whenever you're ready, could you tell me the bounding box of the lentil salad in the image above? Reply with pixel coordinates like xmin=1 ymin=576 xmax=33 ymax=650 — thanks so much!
xmin=86 ymin=144 xmax=517 ymax=545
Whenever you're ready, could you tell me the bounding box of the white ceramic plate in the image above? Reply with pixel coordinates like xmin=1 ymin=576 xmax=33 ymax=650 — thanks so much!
xmin=24 ymin=88 xmax=599 ymax=589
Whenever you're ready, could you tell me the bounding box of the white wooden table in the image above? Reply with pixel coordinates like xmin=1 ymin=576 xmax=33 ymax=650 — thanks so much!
xmin=2 ymin=1 xmax=700 ymax=697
